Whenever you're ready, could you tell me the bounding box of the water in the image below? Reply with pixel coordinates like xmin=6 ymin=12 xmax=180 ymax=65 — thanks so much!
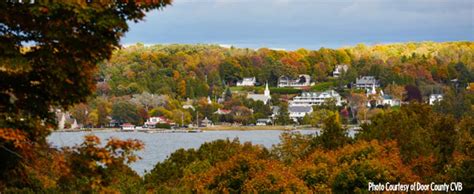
xmin=48 ymin=129 xmax=356 ymax=175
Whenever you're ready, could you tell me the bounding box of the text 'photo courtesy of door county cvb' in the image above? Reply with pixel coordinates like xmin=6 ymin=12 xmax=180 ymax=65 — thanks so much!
xmin=1 ymin=0 xmax=473 ymax=192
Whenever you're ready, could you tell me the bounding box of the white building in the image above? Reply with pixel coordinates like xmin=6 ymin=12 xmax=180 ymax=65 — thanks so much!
xmin=355 ymin=76 xmax=380 ymax=90
xmin=247 ymin=83 xmax=271 ymax=105
xmin=366 ymin=89 xmax=401 ymax=107
xmin=332 ymin=64 xmax=349 ymax=78
xmin=144 ymin=116 xmax=173 ymax=128
xmin=278 ymin=74 xmax=311 ymax=88
xmin=121 ymin=123 xmax=135 ymax=131
xmin=429 ymin=94 xmax=443 ymax=105
xmin=237 ymin=77 xmax=256 ymax=86
xmin=289 ymin=90 xmax=343 ymax=107
xmin=214 ymin=108 xmax=232 ymax=115
xmin=381 ymin=95 xmax=401 ymax=107
xmin=289 ymin=106 xmax=313 ymax=122
xmin=256 ymin=118 xmax=273 ymax=126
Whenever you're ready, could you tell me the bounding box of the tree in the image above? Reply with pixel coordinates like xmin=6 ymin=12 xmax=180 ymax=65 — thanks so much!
xmin=404 ymin=85 xmax=422 ymax=102
xmin=225 ymin=87 xmax=233 ymax=101
xmin=130 ymin=92 xmax=167 ymax=112
xmin=303 ymin=109 xmax=331 ymax=127
xmin=385 ymin=83 xmax=405 ymax=101
xmin=71 ymin=103 xmax=91 ymax=126
xmin=276 ymin=103 xmax=292 ymax=125
xmin=318 ymin=112 xmax=350 ymax=150
xmin=111 ymin=101 xmax=140 ymax=125
xmin=347 ymin=93 xmax=367 ymax=123
xmin=0 ymin=0 xmax=171 ymax=188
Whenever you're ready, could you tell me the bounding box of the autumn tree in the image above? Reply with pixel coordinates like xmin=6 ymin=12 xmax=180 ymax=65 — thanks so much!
xmin=0 ymin=0 xmax=171 ymax=188
xmin=318 ymin=112 xmax=350 ymax=150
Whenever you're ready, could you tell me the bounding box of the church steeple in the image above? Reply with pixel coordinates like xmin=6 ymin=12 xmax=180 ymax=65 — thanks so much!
xmin=264 ymin=82 xmax=270 ymax=97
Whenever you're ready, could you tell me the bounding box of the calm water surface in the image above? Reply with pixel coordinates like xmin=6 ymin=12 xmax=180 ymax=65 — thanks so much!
xmin=48 ymin=129 xmax=356 ymax=175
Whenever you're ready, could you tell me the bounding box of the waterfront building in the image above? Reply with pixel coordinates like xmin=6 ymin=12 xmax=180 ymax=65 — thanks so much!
xmin=289 ymin=90 xmax=343 ymax=106
xmin=121 ymin=123 xmax=135 ymax=131
xmin=256 ymin=118 xmax=273 ymax=126
xmin=289 ymin=105 xmax=313 ymax=122
xmin=145 ymin=116 xmax=174 ymax=128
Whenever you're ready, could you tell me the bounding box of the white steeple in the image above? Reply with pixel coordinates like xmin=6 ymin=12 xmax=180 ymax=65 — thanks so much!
xmin=264 ymin=82 xmax=270 ymax=97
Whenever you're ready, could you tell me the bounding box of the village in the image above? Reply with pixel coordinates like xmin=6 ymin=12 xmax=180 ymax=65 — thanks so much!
xmin=56 ymin=64 xmax=449 ymax=132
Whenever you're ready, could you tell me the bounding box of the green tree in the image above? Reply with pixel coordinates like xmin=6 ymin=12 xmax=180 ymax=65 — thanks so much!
xmin=111 ymin=101 xmax=140 ymax=125
xmin=318 ymin=112 xmax=350 ymax=150
xmin=276 ymin=103 xmax=292 ymax=125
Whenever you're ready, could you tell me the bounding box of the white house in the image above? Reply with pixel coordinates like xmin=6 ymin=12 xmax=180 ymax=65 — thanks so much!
xmin=289 ymin=90 xmax=343 ymax=106
xmin=121 ymin=123 xmax=135 ymax=131
xmin=278 ymin=74 xmax=311 ymax=88
xmin=144 ymin=116 xmax=173 ymax=128
xmin=381 ymin=95 xmax=401 ymax=107
xmin=200 ymin=117 xmax=213 ymax=127
xmin=332 ymin=64 xmax=349 ymax=78
xmin=247 ymin=82 xmax=271 ymax=105
xmin=289 ymin=105 xmax=313 ymax=122
xmin=429 ymin=94 xmax=443 ymax=105
xmin=256 ymin=118 xmax=273 ymax=126
xmin=237 ymin=77 xmax=256 ymax=86
xmin=355 ymin=76 xmax=380 ymax=90
xmin=366 ymin=89 xmax=401 ymax=107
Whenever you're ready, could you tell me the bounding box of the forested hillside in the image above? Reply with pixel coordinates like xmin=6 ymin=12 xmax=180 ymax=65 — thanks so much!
xmin=99 ymin=42 xmax=473 ymax=98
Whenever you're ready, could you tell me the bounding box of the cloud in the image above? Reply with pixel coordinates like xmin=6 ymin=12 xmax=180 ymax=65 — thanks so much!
xmin=123 ymin=0 xmax=474 ymax=50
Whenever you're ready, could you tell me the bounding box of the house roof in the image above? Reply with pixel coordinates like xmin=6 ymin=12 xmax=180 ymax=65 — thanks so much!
xmin=247 ymin=94 xmax=271 ymax=102
xmin=299 ymin=90 xmax=340 ymax=98
xmin=289 ymin=106 xmax=313 ymax=113
xmin=356 ymin=76 xmax=378 ymax=85
xmin=257 ymin=118 xmax=272 ymax=122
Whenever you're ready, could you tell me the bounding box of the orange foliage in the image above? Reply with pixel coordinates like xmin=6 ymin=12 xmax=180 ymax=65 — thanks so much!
xmin=0 ymin=128 xmax=28 ymax=149
xmin=185 ymin=151 xmax=309 ymax=193
xmin=293 ymin=140 xmax=418 ymax=192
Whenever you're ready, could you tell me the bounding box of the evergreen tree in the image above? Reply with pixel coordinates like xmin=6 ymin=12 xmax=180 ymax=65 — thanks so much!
xmin=319 ymin=112 xmax=350 ymax=150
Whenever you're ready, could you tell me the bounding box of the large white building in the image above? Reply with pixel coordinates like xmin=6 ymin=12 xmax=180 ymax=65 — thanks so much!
xmin=289 ymin=105 xmax=313 ymax=122
xmin=278 ymin=74 xmax=311 ymax=88
xmin=247 ymin=83 xmax=271 ymax=105
xmin=237 ymin=77 xmax=256 ymax=86
xmin=289 ymin=90 xmax=343 ymax=107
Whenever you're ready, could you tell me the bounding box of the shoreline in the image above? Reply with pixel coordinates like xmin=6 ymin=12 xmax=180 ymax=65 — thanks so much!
xmin=54 ymin=124 xmax=360 ymax=132
xmin=54 ymin=125 xmax=321 ymax=132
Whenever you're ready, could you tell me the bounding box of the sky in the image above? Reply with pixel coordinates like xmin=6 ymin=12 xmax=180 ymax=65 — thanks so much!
xmin=123 ymin=0 xmax=474 ymax=50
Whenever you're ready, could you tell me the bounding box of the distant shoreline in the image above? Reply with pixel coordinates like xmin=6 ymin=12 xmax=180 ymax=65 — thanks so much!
xmin=54 ymin=125 xmax=316 ymax=132
xmin=54 ymin=125 xmax=362 ymax=132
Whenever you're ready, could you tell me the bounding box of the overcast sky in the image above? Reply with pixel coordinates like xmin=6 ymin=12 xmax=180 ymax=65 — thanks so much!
xmin=123 ymin=0 xmax=474 ymax=50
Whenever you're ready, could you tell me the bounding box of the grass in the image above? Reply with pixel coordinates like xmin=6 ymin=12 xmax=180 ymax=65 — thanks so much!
xmin=310 ymin=81 xmax=335 ymax=92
